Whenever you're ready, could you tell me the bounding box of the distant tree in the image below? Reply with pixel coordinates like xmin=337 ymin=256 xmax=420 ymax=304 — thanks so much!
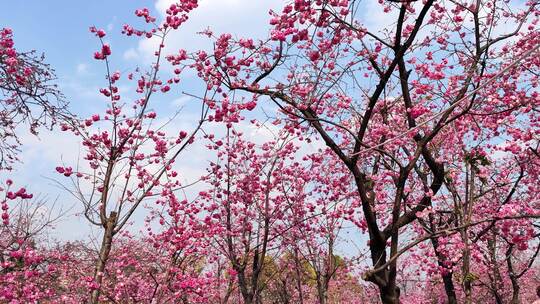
xmin=0 ymin=27 xmax=66 ymax=170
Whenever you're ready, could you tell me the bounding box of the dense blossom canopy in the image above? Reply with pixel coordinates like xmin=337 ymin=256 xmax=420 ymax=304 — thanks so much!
xmin=1 ymin=0 xmax=539 ymax=303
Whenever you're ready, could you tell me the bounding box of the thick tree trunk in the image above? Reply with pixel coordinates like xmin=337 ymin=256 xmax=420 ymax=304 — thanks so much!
xmin=90 ymin=212 xmax=117 ymax=304
xmin=369 ymin=242 xmax=400 ymax=304
xmin=380 ymin=284 xmax=400 ymax=304
xmin=363 ymin=240 xmax=400 ymax=304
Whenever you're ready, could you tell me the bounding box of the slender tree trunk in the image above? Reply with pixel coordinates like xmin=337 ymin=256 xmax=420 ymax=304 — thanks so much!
xmin=293 ymin=249 xmax=305 ymax=304
xmin=236 ymin=269 xmax=254 ymax=304
xmin=430 ymin=237 xmax=458 ymax=304
xmin=181 ymin=294 xmax=190 ymax=304
xmin=316 ymin=239 xmax=335 ymax=304
xmin=461 ymin=163 xmax=475 ymax=304
xmin=90 ymin=211 xmax=117 ymax=304
xmin=487 ymin=237 xmax=503 ymax=304
xmin=278 ymin=278 xmax=290 ymax=304
xmin=506 ymin=245 xmax=520 ymax=304
xmin=316 ymin=279 xmax=327 ymax=304
xmin=509 ymin=275 xmax=520 ymax=304
xmin=441 ymin=272 xmax=458 ymax=304
xmin=222 ymin=274 xmax=234 ymax=304
xmin=461 ymin=242 xmax=472 ymax=304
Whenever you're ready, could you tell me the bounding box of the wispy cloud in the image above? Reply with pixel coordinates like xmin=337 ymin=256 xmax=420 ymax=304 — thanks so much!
xmin=170 ymin=95 xmax=193 ymax=108
xmin=123 ymin=48 xmax=139 ymax=61
xmin=76 ymin=63 xmax=89 ymax=75
xmin=129 ymin=0 xmax=283 ymax=66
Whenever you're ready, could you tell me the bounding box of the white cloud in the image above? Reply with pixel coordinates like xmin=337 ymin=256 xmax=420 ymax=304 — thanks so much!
xmin=107 ymin=15 xmax=117 ymax=32
xmin=132 ymin=0 xmax=284 ymax=65
xmin=123 ymin=48 xmax=139 ymax=61
xmin=360 ymin=0 xmax=532 ymax=48
xmin=76 ymin=63 xmax=89 ymax=75
xmin=361 ymin=1 xmax=398 ymax=35
xmin=170 ymin=95 xmax=193 ymax=108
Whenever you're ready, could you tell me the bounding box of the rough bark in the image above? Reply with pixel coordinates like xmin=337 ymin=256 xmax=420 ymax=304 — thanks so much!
xmin=90 ymin=211 xmax=117 ymax=304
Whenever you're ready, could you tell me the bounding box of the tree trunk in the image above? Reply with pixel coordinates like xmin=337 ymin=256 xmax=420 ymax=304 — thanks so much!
xmin=316 ymin=279 xmax=327 ymax=304
xmin=364 ymin=242 xmax=400 ymax=304
xmin=487 ymin=237 xmax=503 ymax=304
xmin=373 ymin=245 xmax=400 ymax=304
xmin=90 ymin=212 xmax=117 ymax=304
xmin=461 ymin=229 xmax=472 ymax=303
xmin=506 ymin=245 xmax=520 ymax=304
xmin=380 ymin=284 xmax=400 ymax=304
xmin=293 ymin=249 xmax=305 ymax=304
xmin=236 ymin=269 xmax=254 ymax=304
xmin=430 ymin=237 xmax=457 ymax=304
xmin=442 ymin=273 xmax=458 ymax=304
xmin=509 ymin=275 xmax=520 ymax=304
xmin=462 ymin=163 xmax=475 ymax=304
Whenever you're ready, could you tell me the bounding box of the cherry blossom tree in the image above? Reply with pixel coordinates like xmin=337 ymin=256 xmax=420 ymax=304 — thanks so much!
xmin=0 ymin=28 xmax=66 ymax=170
xmin=0 ymin=25 xmax=67 ymax=304
xmin=54 ymin=2 xmax=207 ymax=302
xmin=1 ymin=0 xmax=540 ymax=303
xmin=176 ymin=0 xmax=540 ymax=302
xmin=0 ymin=181 xmax=67 ymax=302
xmin=201 ymin=127 xmax=306 ymax=304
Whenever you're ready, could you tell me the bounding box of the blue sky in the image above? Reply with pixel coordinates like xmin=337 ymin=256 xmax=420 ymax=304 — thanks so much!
xmin=9 ymin=0 xmax=519 ymax=260
xmin=1 ymin=0 xmax=392 ymax=120
xmin=1 ymin=0 xmax=297 ymax=241
xmin=1 ymin=0 xmax=284 ymax=114
xmin=1 ymin=1 xmax=386 ymax=255
xmin=1 ymin=1 xmax=154 ymax=113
